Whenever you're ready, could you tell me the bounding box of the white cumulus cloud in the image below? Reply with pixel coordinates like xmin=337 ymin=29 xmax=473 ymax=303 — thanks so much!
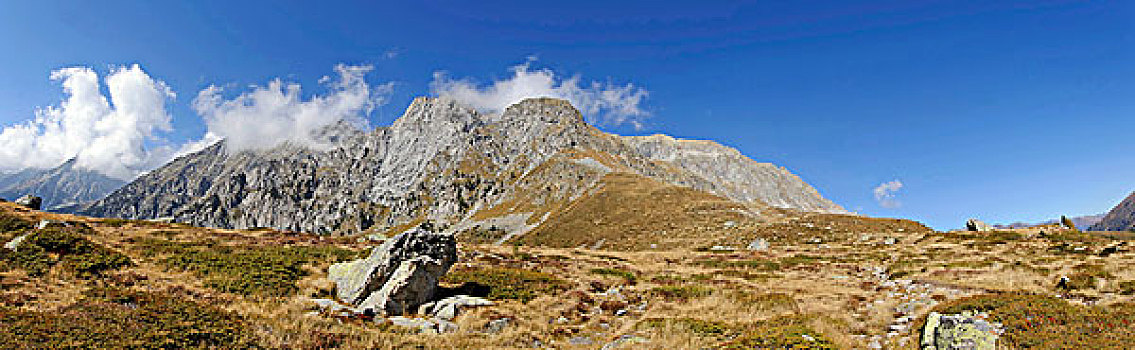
xmin=430 ymin=60 xmax=649 ymax=128
xmin=873 ymin=180 xmax=904 ymax=209
xmin=193 ymin=64 xmax=393 ymax=152
xmin=0 ymin=65 xmax=177 ymax=180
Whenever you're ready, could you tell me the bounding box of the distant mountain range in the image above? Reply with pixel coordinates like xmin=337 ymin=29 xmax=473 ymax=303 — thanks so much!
xmin=82 ymin=97 xmax=844 ymax=236
xmin=0 ymin=158 xmax=125 ymax=210
xmin=1090 ymin=192 xmax=1135 ymax=231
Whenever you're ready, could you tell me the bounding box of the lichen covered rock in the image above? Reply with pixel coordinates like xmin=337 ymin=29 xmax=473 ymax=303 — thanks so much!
xmin=329 ymin=225 xmax=457 ymax=315
xmin=921 ymin=311 xmax=1001 ymax=350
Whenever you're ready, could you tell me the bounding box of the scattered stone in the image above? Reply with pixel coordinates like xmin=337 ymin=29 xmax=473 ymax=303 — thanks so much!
xmin=423 ymin=295 xmax=494 ymax=321
xmin=387 ymin=316 xmax=438 ymax=334
xmin=309 ymin=298 xmax=354 ymax=314
xmin=746 ymin=238 xmax=769 ymax=251
xmin=3 ymin=232 xmax=30 ymax=251
xmin=601 ymin=335 xmax=648 ymax=350
xmin=328 ymin=225 xmax=457 ymax=315
xmin=485 ymin=318 xmax=511 ymax=334
xmin=883 ymin=237 xmax=898 ymax=245
xmin=569 ymin=336 xmax=594 ymax=345
xmin=435 ymin=319 xmax=458 ymax=334
xmin=921 ymin=311 xmax=1000 ymax=350
xmin=723 ymin=221 xmax=736 ymax=228
xmin=708 ymin=245 xmax=736 ymax=252
xmin=965 ymin=219 xmax=991 ymax=232
xmin=14 ymin=195 xmax=41 ymax=210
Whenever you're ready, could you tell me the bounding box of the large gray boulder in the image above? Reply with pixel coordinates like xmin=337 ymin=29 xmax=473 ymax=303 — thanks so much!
xmin=328 ymin=225 xmax=457 ymax=315
xmin=965 ymin=219 xmax=991 ymax=232
xmin=921 ymin=311 xmax=1001 ymax=350
xmin=14 ymin=195 xmax=41 ymax=210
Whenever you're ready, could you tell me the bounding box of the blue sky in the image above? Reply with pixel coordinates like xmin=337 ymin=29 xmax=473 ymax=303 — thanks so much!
xmin=1 ymin=0 xmax=1132 ymax=229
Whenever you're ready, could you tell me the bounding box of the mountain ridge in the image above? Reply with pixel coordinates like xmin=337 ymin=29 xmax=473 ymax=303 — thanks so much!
xmin=83 ymin=97 xmax=844 ymax=236
xmin=1090 ymin=191 xmax=1135 ymax=231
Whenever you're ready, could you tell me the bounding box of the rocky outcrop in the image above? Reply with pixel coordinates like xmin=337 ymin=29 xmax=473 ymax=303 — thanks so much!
xmin=921 ymin=311 xmax=1001 ymax=350
xmin=328 ymin=225 xmax=457 ymax=315
xmin=14 ymin=195 xmax=42 ymax=210
xmin=1091 ymin=192 xmax=1135 ymax=231
xmin=965 ymin=219 xmax=991 ymax=232
xmin=83 ymin=97 xmax=844 ymax=236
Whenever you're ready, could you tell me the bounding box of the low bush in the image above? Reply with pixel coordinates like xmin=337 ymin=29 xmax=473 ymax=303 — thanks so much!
xmin=722 ymin=320 xmax=836 ymax=349
xmin=0 ymin=211 xmax=32 ymax=234
xmin=159 ymin=242 xmax=359 ymax=297
xmin=441 ymin=267 xmax=569 ymax=303
xmin=0 ymin=287 xmax=252 ymax=348
xmin=649 ymin=285 xmax=713 ymax=300
xmin=638 ymin=317 xmax=732 ymax=336
xmin=589 ymin=267 xmax=637 ymax=284
xmin=0 ymin=227 xmax=131 ymax=277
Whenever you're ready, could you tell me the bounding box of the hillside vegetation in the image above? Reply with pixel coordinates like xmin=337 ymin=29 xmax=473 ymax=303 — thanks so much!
xmin=1 ymin=202 xmax=1133 ymax=349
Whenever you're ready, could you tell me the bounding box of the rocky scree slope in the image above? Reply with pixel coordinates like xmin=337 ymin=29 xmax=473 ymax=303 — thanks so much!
xmin=82 ymin=97 xmax=843 ymax=236
xmin=1091 ymin=191 xmax=1135 ymax=231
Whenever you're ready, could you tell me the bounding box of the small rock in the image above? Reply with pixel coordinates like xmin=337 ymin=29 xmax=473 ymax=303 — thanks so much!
xmin=14 ymin=195 xmax=41 ymax=210
xmin=427 ymin=295 xmax=494 ymax=321
xmin=615 ymin=309 xmax=627 ymax=316
xmin=569 ymin=336 xmax=594 ymax=345
xmin=883 ymin=237 xmax=898 ymax=245
xmin=709 ymin=245 xmax=735 ymax=251
xmin=746 ymin=238 xmax=769 ymax=251
xmin=485 ymin=318 xmax=510 ymax=334
xmin=723 ymin=221 xmax=736 ymax=228
xmin=601 ymin=335 xmax=648 ymax=350
xmin=387 ymin=316 xmax=437 ymax=334
xmin=3 ymin=233 xmax=30 ymax=251
xmin=436 ymin=319 xmax=458 ymax=334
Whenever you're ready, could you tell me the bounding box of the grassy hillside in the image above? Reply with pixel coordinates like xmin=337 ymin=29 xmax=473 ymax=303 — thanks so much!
xmin=1 ymin=202 xmax=1133 ymax=349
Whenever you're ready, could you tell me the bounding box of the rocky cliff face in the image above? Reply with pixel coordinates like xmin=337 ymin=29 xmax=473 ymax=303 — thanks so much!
xmin=1090 ymin=192 xmax=1135 ymax=231
xmin=0 ymin=158 xmax=125 ymax=210
xmin=83 ymin=97 xmax=844 ymax=236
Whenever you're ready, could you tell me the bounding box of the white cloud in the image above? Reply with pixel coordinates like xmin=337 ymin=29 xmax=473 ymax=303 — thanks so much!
xmin=193 ymin=64 xmax=393 ymax=152
xmin=430 ymin=60 xmax=649 ymax=128
xmin=873 ymin=179 xmax=904 ymax=209
xmin=0 ymin=65 xmax=176 ymax=180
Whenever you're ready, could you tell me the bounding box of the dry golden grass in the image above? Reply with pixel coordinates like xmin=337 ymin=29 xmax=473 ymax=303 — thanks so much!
xmin=2 ymin=201 xmax=1134 ymax=348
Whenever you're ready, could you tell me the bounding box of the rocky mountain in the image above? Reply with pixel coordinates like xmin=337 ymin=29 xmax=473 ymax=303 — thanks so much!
xmin=0 ymin=158 xmax=125 ymax=211
xmin=83 ymin=97 xmax=844 ymax=236
xmin=1090 ymin=191 xmax=1135 ymax=231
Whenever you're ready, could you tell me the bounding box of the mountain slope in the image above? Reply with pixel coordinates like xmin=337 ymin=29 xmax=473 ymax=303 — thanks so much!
xmin=0 ymin=158 xmax=125 ymax=210
xmin=83 ymin=97 xmax=843 ymax=236
xmin=1090 ymin=192 xmax=1135 ymax=231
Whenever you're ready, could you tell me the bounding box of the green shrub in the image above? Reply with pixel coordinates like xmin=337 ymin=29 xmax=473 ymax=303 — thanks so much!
xmin=0 ymin=211 xmax=32 ymax=234
xmin=1058 ymin=264 xmax=1113 ymax=291
xmin=638 ymin=317 xmax=732 ymax=336
xmin=160 ymin=243 xmax=359 ymax=297
xmin=0 ymin=227 xmax=131 ymax=278
xmin=722 ymin=321 xmax=836 ymax=349
xmin=590 ymin=267 xmax=637 ymax=284
xmin=1120 ymin=281 xmax=1135 ymax=295
xmin=649 ymin=285 xmax=713 ymax=300
xmin=0 ymin=287 xmax=253 ymax=348
xmin=441 ymin=267 xmax=569 ymax=303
